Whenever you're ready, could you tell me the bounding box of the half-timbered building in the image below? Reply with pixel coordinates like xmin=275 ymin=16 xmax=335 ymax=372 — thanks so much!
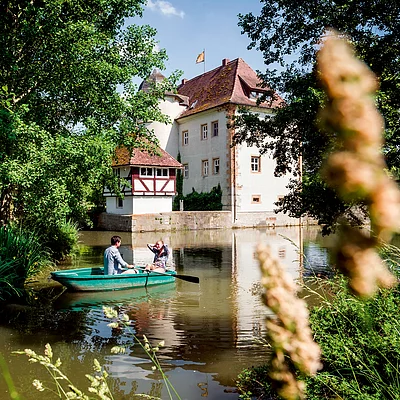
xmin=104 ymin=147 xmax=182 ymax=214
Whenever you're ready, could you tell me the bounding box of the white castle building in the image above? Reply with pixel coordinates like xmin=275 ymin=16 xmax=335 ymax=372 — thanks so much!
xmin=104 ymin=58 xmax=297 ymax=227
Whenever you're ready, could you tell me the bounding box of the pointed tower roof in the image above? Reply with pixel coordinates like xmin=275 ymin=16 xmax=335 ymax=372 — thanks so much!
xmin=138 ymin=69 xmax=166 ymax=92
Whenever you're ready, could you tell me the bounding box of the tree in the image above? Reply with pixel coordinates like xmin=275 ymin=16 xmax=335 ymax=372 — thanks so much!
xmin=234 ymin=1 xmax=400 ymax=232
xmin=173 ymin=152 xmax=183 ymax=211
xmin=0 ymin=0 xmax=180 ymax=256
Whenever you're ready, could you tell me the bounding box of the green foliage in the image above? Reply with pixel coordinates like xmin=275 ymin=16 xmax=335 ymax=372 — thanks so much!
xmin=44 ymin=220 xmax=80 ymax=260
xmin=237 ymin=364 xmax=279 ymax=399
xmin=0 ymin=0 xmax=181 ymax=259
xmin=176 ymin=153 xmax=183 ymax=196
xmin=307 ymin=281 xmax=400 ymax=399
xmin=174 ymin=184 xmax=223 ymax=211
xmin=234 ymin=1 xmax=400 ymax=233
xmin=305 ymin=246 xmax=400 ymax=399
xmin=172 ymin=152 xmax=184 ymax=211
xmin=0 ymin=225 xmax=52 ymax=301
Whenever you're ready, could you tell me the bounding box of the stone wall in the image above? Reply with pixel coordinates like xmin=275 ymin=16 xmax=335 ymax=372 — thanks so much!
xmin=98 ymin=211 xmax=315 ymax=232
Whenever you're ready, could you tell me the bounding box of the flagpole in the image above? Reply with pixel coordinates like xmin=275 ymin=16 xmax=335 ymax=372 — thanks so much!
xmin=196 ymin=49 xmax=206 ymax=72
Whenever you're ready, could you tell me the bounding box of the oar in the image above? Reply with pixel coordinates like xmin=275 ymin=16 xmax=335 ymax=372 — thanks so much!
xmin=135 ymin=267 xmax=199 ymax=284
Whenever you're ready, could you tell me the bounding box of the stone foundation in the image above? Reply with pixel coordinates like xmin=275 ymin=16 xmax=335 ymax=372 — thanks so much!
xmin=98 ymin=211 xmax=315 ymax=232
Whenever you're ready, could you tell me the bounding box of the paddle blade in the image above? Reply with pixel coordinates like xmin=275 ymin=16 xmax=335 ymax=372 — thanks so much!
xmin=174 ymin=274 xmax=200 ymax=284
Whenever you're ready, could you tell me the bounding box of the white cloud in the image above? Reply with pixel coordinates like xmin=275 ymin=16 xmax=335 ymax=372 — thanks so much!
xmin=146 ymin=0 xmax=185 ymax=18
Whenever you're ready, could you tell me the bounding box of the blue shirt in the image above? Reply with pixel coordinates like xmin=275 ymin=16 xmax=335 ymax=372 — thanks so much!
xmin=104 ymin=245 xmax=128 ymax=275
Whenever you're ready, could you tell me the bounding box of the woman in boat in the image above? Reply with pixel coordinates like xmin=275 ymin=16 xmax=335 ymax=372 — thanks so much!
xmin=145 ymin=240 xmax=169 ymax=272
xmin=104 ymin=235 xmax=135 ymax=275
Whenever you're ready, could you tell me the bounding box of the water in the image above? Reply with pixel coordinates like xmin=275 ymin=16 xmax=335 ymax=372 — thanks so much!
xmin=0 ymin=226 xmax=331 ymax=400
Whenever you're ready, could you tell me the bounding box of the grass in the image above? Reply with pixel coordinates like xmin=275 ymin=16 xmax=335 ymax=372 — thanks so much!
xmin=0 ymin=224 xmax=53 ymax=301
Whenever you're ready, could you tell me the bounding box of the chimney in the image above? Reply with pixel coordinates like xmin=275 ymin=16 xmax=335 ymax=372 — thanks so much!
xmin=181 ymin=78 xmax=188 ymax=85
xmin=222 ymin=58 xmax=230 ymax=66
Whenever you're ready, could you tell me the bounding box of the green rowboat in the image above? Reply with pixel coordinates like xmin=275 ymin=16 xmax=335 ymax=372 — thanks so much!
xmin=51 ymin=267 xmax=176 ymax=292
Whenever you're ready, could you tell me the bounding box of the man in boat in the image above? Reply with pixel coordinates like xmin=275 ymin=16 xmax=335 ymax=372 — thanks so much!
xmin=145 ymin=240 xmax=169 ymax=272
xmin=104 ymin=235 xmax=136 ymax=275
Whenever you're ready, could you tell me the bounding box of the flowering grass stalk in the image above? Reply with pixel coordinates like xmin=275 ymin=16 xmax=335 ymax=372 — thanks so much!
xmin=317 ymin=30 xmax=400 ymax=298
xmin=103 ymin=306 xmax=180 ymax=400
xmin=14 ymin=343 xmax=112 ymax=400
xmin=12 ymin=307 xmax=179 ymax=400
xmin=257 ymin=244 xmax=322 ymax=400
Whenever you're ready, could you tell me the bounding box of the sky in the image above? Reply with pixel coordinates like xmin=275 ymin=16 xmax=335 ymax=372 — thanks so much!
xmin=126 ymin=0 xmax=267 ymax=83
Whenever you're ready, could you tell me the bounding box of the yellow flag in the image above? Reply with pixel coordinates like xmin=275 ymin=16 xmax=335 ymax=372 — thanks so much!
xmin=196 ymin=51 xmax=205 ymax=63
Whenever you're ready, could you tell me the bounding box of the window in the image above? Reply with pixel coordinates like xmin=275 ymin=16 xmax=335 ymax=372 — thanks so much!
xmin=182 ymin=130 xmax=189 ymax=146
xmin=201 ymin=124 xmax=208 ymax=140
xmin=249 ymin=91 xmax=263 ymax=101
xmin=213 ymin=158 xmax=220 ymax=175
xmin=156 ymin=168 xmax=169 ymax=177
xmin=251 ymin=195 xmax=261 ymax=204
xmin=251 ymin=156 xmax=261 ymax=173
xmin=116 ymin=197 xmax=123 ymax=208
xmin=183 ymin=164 xmax=189 ymax=178
xmin=140 ymin=167 xmax=153 ymax=176
xmin=212 ymin=121 xmax=219 ymax=137
xmin=202 ymin=160 xmax=209 ymax=176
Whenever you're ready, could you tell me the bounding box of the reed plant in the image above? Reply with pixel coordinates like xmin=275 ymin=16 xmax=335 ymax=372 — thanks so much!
xmin=0 ymin=224 xmax=52 ymax=301
xmin=306 ymin=274 xmax=400 ymax=399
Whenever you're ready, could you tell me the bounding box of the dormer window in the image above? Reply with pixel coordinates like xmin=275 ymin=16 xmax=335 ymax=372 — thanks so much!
xmin=249 ymin=91 xmax=263 ymax=101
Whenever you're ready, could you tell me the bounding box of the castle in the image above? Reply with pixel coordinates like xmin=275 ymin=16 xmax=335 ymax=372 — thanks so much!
xmin=102 ymin=58 xmax=298 ymax=229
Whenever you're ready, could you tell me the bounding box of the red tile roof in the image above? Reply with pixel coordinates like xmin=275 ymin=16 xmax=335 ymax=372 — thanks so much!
xmin=113 ymin=146 xmax=182 ymax=168
xmin=176 ymin=58 xmax=284 ymax=118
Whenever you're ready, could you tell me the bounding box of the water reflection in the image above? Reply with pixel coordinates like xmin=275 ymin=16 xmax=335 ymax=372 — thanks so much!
xmin=0 ymin=226 xmax=330 ymax=400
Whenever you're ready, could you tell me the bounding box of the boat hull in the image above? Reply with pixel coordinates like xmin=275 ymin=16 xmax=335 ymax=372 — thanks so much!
xmin=51 ymin=267 xmax=176 ymax=292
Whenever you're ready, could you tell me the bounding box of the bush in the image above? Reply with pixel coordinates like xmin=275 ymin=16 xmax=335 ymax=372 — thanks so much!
xmin=173 ymin=184 xmax=223 ymax=211
xmin=0 ymin=225 xmax=53 ymax=301
xmin=306 ymin=276 xmax=400 ymax=399
xmin=43 ymin=220 xmax=79 ymax=260
xmin=237 ymin=364 xmax=279 ymax=399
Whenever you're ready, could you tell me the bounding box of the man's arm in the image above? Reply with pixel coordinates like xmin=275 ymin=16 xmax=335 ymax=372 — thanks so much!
xmin=115 ymin=249 xmax=135 ymax=269
xmin=114 ymin=250 xmax=128 ymax=268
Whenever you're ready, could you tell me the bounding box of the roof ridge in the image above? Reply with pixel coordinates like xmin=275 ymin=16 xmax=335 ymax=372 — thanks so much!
xmin=180 ymin=57 xmax=240 ymax=86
